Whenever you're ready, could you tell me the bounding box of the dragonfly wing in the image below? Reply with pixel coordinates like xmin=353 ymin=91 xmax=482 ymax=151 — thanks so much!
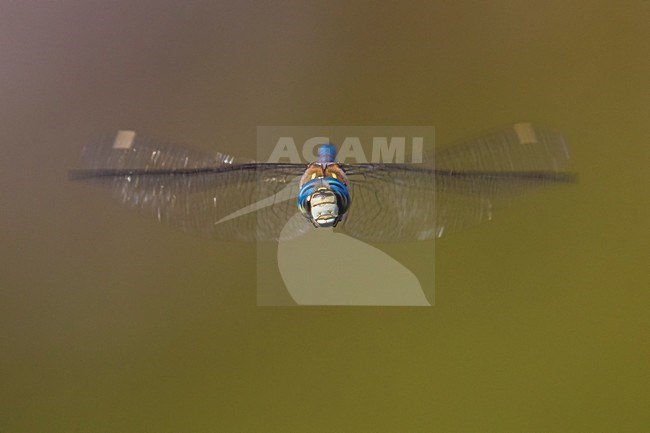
xmin=431 ymin=123 xmax=575 ymax=235
xmin=432 ymin=169 xmax=575 ymax=236
xmin=340 ymin=123 xmax=575 ymax=241
xmin=70 ymin=131 xmax=310 ymax=241
xmin=432 ymin=123 xmax=571 ymax=172
xmin=339 ymin=165 xmax=437 ymax=241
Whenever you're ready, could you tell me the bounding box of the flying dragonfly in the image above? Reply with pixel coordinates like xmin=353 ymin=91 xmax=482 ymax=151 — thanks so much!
xmin=69 ymin=123 xmax=576 ymax=242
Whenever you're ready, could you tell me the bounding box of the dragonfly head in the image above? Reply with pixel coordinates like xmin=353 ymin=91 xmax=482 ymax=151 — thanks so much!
xmin=309 ymin=188 xmax=339 ymax=227
xmin=297 ymin=176 xmax=350 ymax=228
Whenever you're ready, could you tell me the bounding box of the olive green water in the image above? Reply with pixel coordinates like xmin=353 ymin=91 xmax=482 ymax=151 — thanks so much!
xmin=1 ymin=1 xmax=647 ymax=432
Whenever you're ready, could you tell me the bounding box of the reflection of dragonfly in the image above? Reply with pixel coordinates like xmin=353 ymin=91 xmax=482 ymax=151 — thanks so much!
xmin=69 ymin=123 xmax=576 ymax=242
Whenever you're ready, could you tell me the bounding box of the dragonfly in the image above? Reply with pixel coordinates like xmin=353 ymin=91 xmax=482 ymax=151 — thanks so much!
xmin=69 ymin=123 xmax=576 ymax=242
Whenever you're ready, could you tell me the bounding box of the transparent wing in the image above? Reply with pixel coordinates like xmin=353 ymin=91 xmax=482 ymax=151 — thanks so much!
xmin=340 ymin=123 xmax=576 ymax=241
xmin=70 ymin=131 xmax=310 ymax=241
xmin=432 ymin=122 xmax=571 ymax=171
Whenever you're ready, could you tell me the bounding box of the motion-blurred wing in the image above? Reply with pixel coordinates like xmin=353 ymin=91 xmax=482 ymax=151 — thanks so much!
xmin=340 ymin=123 xmax=575 ymax=241
xmin=69 ymin=131 xmax=309 ymax=241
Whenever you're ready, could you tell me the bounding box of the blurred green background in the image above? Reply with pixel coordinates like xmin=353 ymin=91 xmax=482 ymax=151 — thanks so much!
xmin=0 ymin=1 xmax=647 ymax=432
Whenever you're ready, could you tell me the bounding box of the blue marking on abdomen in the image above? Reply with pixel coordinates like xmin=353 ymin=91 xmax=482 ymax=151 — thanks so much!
xmin=317 ymin=143 xmax=337 ymax=163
